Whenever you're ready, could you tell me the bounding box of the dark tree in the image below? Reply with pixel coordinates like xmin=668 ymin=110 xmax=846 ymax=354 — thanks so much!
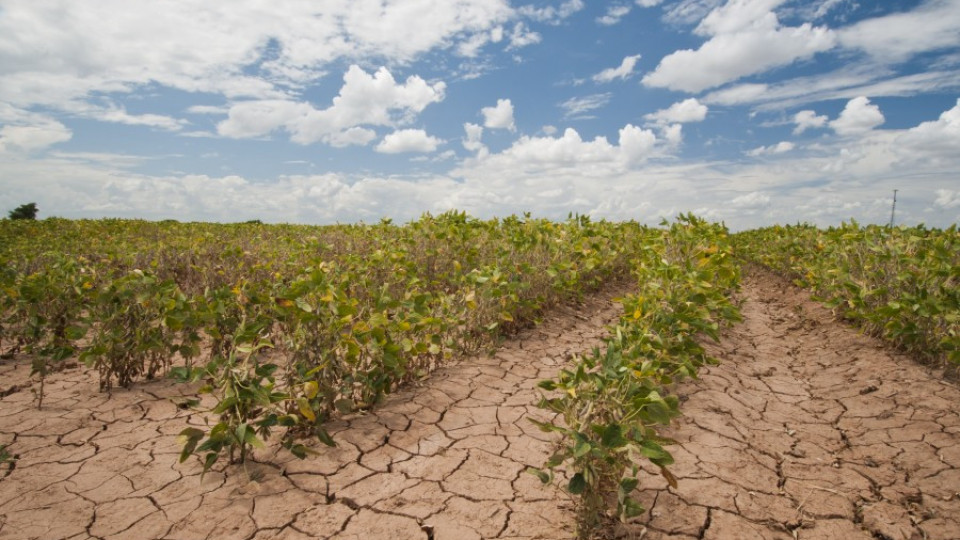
xmin=8 ymin=202 xmax=38 ymax=220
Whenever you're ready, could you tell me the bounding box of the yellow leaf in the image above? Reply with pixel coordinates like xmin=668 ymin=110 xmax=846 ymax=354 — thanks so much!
xmin=298 ymin=398 xmax=316 ymax=422
xmin=566 ymin=387 xmax=577 ymax=398
xmin=303 ymin=381 xmax=319 ymax=400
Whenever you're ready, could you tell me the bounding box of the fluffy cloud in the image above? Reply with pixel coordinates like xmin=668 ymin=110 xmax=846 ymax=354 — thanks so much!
xmin=217 ymin=65 xmax=445 ymax=145
xmin=462 ymin=123 xmax=486 ymax=153
xmin=328 ymin=127 xmax=378 ymax=148
xmin=0 ymin=121 xmax=72 ymax=153
xmin=746 ymin=141 xmax=794 ymax=156
xmin=896 ymin=98 xmax=960 ymax=156
xmin=506 ymin=22 xmax=542 ymax=49
xmin=3 ymin=122 xmax=958 ymax=231
xmin=375 ymin=129 xmax=443 ymax=154
xmin=793 ymin=110 xmax=829 ymax=134
xmin=643 ymin=0 xmax=835 ymax=92
xmin=560 ymin=93 xmax=612 ymax=118
xmin=0 ymin=1 xmax=513 ymax=107
xmin=644 ymin=98 xmax=708 ymax=124
xmin=592 ymin=54 xmax=642 ymax=83
xmin=455 ymin=124 xmax=660 ymax=175
xmin=481 ymin=98 xmax=516 ymax=130
xmin=830 ymin=96 xmax=884 ymax=136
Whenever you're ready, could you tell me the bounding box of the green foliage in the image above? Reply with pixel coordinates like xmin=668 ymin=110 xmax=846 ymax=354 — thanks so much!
xmin=174 ymin=316 xmax=316 ymax=476
xmin=80 ymin=269 xmax=198 ymax=390
xmin=8 ymin=203 xmax=37 ymax=220
xmin=1 ymin=255 xmax=90 ymax=407
xmin=735 ymin=222 xmax=959 ymax=368
xmin=531 ymin=215 xmax=742 ymax=538
xmin=0 ymin=213 xmax=652 ymax=469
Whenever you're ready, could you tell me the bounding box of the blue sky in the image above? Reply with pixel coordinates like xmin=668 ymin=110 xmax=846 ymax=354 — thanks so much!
xmin=1 ymin=0 xmax=958 ymax=229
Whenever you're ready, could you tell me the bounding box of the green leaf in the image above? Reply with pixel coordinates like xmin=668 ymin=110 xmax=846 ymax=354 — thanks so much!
xmin=177 ymin=427 xmax=205 ymax=463
xmin=572 ymin=435 xmax=591 ymax=458
xmin=295 ymin=298 xmax=314 ymax=313
xmin=618 ymin=496 xmax=645 ymax=520
xmin=201 ymin=452 xmax=218 ymax=478
xmin=600 ymin=424 xmax=626 ymax=448
xmin=316 ymin=428 xmax=337 ymax=447
xmin=528 ymin=467 xmax=551 ymax=484
xmin=64 ymin=325 xmax=87 ymax=340
xmin=568 ymin=472 xmax=586 ymax=495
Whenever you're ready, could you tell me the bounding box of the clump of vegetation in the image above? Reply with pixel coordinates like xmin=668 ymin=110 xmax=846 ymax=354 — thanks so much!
xmin=531 ymin=215 xmax=742 ymax=538
xmin=7 ymin=203 xmax=38 ymax=220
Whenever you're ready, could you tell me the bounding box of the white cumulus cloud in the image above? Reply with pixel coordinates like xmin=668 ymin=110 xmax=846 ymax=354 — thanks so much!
xmin=463 ymin=122 xmax=486 ymax=153
xmin=218 ymin=65 xmax=445 ymax=146
xmin=456 ymin=124 xmax=661 ymax=175
xmin=896 ymin=98 xmax=960 ymax=156
xmin=830 ymin=96 xmax=884 ymax=136
xmin=645 ymin=98 xmax=708 ymax=124
xmin=0 ymin=121 xmax=73 ymax=153
xmin=592 ymin=54 xmax=643 ymax=83
xmin=375 ymin=129 xmax=443 ymax=154
xmin=481 ymin=98 xmax=516 ymax=130
xmin=793 ymin=110 xmax=829 ymax=134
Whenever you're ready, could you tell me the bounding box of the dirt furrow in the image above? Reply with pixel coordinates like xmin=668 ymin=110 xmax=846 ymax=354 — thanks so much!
xmin=622 ymin=269 xmax=960 ymax=540
xmin=0 ymin=285 xmax=630 ymax=540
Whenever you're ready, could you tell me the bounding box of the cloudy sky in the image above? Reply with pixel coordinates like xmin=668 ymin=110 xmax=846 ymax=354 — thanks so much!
xmin=1 ymin=0 xmax=959 ymax=229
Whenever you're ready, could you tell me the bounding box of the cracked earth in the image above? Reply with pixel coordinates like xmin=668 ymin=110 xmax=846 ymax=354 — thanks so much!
xmin=1 ymin=268 xmax=958 ymax=540
xmin=0 ymin=287 xmax=626 ymax=540
xmin=622 ymin=268 xmax=960 ymax=540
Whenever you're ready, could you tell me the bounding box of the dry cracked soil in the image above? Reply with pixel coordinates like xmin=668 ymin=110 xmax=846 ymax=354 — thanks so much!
xmin=0 ymin=268 xmax=958 ymax=540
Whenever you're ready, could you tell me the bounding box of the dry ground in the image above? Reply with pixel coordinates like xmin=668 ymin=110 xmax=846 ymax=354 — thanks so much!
xmin=0 ymin=269 xmax=957 ymax=540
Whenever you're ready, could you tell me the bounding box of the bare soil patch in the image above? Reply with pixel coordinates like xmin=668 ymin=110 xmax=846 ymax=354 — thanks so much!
xmin=620 ymin=268 xmax=960 ymax=540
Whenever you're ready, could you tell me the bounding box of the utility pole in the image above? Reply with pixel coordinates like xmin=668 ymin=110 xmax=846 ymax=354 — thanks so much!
xmin=889 ymin=189 xmax=898 ymax=227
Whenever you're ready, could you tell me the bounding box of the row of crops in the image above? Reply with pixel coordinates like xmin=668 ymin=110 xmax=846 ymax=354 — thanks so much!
xmin=735 ymin=222 xmax=959 ymax=370
xmin=2 ymin=213 xmax=955 ymax=537
xmin=0 ymin=212 xmax=661 ymax=467
xmin=532 ymin=216 xmax=741 ymax=537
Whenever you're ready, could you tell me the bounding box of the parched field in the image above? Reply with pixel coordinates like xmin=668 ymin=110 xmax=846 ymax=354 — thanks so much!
xmin=1 ymin=217 xmax=957 ymax=539
xmin=1 ymin=267 xmax=958 ymax=539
